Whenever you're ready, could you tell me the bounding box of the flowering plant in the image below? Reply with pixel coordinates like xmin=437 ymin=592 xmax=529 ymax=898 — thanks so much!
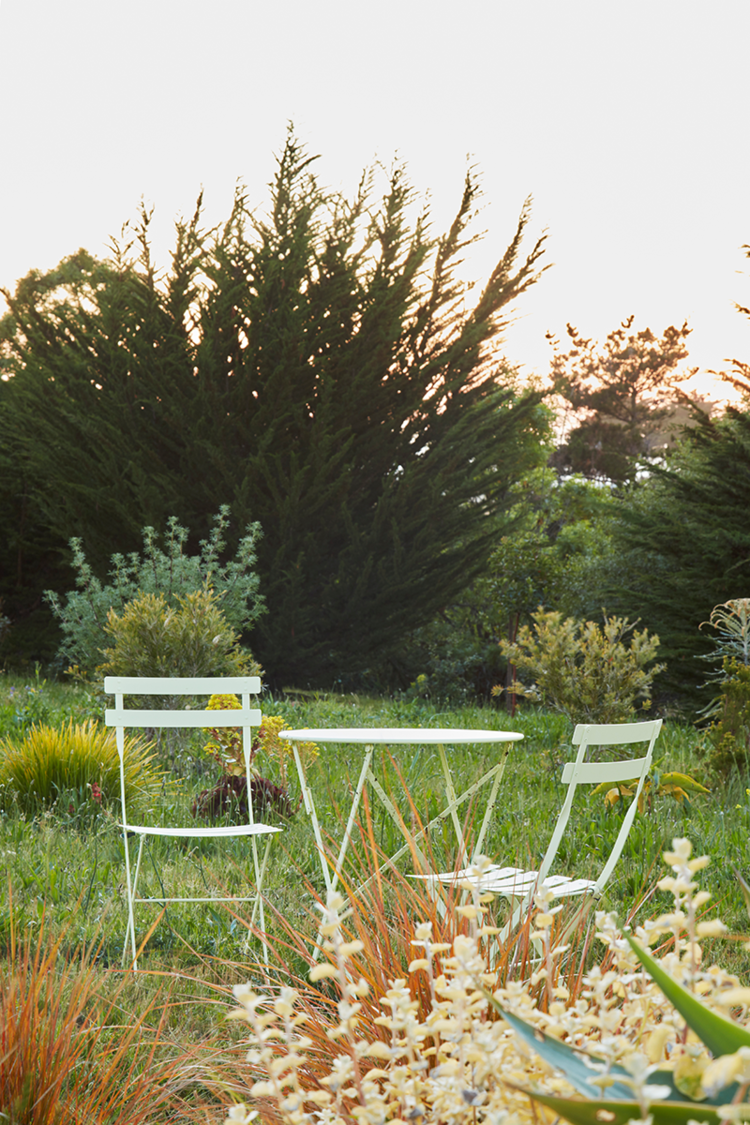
xmin=224 ymin=838 xmax=750 ymax=1125
xmin=194 ymin=695 xmax=319 ymax=821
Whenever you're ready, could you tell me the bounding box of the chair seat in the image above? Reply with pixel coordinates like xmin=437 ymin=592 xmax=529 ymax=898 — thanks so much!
xmin=428 ymin=864 xmax=599 ymax=899
xmin=120 ymin=822 xmax=281 ymax=838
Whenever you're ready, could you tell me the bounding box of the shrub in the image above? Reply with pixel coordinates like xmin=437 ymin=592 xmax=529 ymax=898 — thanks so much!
xmin=46 ymin=507 xmax=265 ymax=674
xmin=705 ymin=657 xmax=750 ymax=777
xmin=99 ymin=589 xmax=262 ymax=680
xmin=495 ymin=608 xmax=664 ymax=725
xmin=699 ymin=600 xmax=750 ymax=776
xmin=0 ymin=719 xmax=164 ymax=815
xmin=700 ymin=597 xmax=750 ymax=674
xmin=223 ymin=839 xmax=745 ymax=1125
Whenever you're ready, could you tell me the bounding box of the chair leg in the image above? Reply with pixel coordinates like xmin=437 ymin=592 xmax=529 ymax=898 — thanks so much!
xmin=249 ymin=834 xmax=274 ymax=970
xmin=122 ymin=835 xmax=145 ymax=970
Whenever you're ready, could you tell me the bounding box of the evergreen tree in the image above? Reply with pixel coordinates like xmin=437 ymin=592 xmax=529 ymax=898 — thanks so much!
xmin=607 ymin=404 xmax=750 ymax=707
xmin=549 ymin=317 xmax=696 ymax=482
xmin=0 ymin=134 xmax=551 ymax=684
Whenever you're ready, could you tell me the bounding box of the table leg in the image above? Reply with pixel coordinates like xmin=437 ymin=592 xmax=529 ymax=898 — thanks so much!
xmin=330 ymin=744 xmax=375 ymax=896
xmin=472 ymin=749 xmax=509 ymax=858
xmin=292 ymin=740 xmax=375 ymax=897
xmin=364 ymin=767 xmax=430 ymax=870
xmin=292 ymin=742 xmax=333 ymax=897
xmin=436 ymin=743 xmax=468 ymax=861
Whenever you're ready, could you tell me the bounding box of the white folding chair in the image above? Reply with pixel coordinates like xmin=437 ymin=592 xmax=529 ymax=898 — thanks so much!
xmin=424 ymin=719 xmax=662 ymax=940
xmin=104 ymin=675 xmax=281 ymax=970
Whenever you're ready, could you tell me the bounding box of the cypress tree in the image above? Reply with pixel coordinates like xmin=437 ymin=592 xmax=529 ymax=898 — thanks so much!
xmin=608 ymin=404 xmax=750 ymax=707
xmin=0 ymin=133 xmax=551 ymax=683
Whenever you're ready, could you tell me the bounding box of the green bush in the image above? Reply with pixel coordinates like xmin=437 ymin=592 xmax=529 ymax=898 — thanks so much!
xmin=705 ymin=657 xmax=750 ymax=777
xmin=46 ymin=507 xmax=265 ymax=674
xmin=0 ymin=719 xmax=164 ymax=815
xmin=496 ymin=608 xmax=664 ymax=725
xmin=698 ymin=599 xmax=750 ymax=776
xmin=99 ymin=589 xmax=261 ymax=680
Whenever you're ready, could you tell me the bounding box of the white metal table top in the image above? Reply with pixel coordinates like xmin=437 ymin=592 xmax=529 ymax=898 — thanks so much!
xmin=279 ymin=727 xmax=523 ymax=744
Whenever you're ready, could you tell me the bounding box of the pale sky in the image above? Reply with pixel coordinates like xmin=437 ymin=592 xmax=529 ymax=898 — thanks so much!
xmin=1 ymin=0 xmax=749 ymax=394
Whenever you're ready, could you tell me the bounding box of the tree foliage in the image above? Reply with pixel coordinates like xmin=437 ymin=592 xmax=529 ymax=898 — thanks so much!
xmin=395 ymin=470 xmax=619 ymax=703
xmin=606 ymin=405 xmax=750 ymax=707
xmin=550 ymin=317 xmax=696 ymax=482
xmin=0 ymin=133 xmax=550 ymax=683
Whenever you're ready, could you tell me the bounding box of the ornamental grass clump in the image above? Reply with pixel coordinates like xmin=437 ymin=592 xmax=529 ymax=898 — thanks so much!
xmin=0 ymin=909 xmax=221 ymax=1123
xmin=0 ymin=719 xmax=165 ymax=815
xmin=222 ymin=838 xmax=750 ymax=1125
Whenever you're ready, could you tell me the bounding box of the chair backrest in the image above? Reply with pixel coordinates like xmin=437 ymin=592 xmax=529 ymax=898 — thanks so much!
xmin=104 ymin=676 xmax=261 ymax=827
xmin=537 ymin=719 xmax=662 ymax=894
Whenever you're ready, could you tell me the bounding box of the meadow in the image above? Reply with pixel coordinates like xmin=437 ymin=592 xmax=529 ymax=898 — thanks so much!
xmin=1 ymin=671 xmax=749 ymax=1121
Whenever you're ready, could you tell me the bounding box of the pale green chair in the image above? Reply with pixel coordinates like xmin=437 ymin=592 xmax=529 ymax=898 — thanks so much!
xmin=105 ymin=676 xmax=281 ymax=970
xmin=423 ymin=719 xmax=662 ymax=939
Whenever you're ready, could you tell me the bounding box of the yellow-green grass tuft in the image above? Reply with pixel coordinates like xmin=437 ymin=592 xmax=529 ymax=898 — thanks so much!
xmin=0 ymin=719 xmax=165 ymax=814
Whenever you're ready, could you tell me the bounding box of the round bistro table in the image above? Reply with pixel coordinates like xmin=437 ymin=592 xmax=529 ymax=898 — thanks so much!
xmin=278 ymin=727 xmax=523 ymax=903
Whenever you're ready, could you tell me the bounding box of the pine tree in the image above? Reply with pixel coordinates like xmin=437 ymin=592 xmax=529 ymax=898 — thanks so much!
xmin=607 ymin=404 xmax=750 ymax=706
xmin=0 ymin=133 xmax=551 ymax=683
xmin=550 ymin=317 xmax=696 ymax=482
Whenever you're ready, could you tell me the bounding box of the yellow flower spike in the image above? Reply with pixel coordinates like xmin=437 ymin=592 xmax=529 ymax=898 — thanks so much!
xmin=409 ymin=958 xmax=430 ymax=972
xmin=688 ymin=856 xmax=710 ymax=873
xmin=646 ymin=1024 xmax=672 ymax=1064
xmin=365 ymin=1042 xmax=393 ymax=1060
xmin=308 ymin=963 xmax=337 ymax=981
xmin=663 ymin=838 xmax=692 ymax=866
xmin=250 ymin=1081 xmax=275 ymax=1098
xmin=717 ymin=987 xmax=750 ymax=1005
xmin=224 ymin=1104 xmax=258 ymax=1125
xmin=338 ymin=940 xmax=364 ymax=957
xmin=703 ymin=1049 xmax=750 ymax=1096
xmin=696 ymin=919 xmax=728 ymax=938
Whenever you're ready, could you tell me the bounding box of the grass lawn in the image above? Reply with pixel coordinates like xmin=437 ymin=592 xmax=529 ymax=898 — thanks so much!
xmin=1 ymin=672 xmax=749 ymax=1120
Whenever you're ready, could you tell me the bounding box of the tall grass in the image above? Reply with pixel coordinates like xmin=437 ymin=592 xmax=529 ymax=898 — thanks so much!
xmin=0 ymin=899 xmax=227 ymax=1122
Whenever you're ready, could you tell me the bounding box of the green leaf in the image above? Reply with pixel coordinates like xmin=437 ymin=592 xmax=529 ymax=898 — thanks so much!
xmin=659 ymin=772 xmax=710 ymax=794
xmin=483 ymin=990 xmax=679 ymax=1101
xmin=511 ymin=1088 xmax=722 ymax=1125
xmin=626 ymin=933 xmax=750 ymax=1056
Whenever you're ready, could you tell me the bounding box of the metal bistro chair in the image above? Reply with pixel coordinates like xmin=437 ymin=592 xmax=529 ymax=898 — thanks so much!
xmin=105 ymin=675 xmax=281 ymax=970
xmin=423 ymin=719 xmax=662 ymax=941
